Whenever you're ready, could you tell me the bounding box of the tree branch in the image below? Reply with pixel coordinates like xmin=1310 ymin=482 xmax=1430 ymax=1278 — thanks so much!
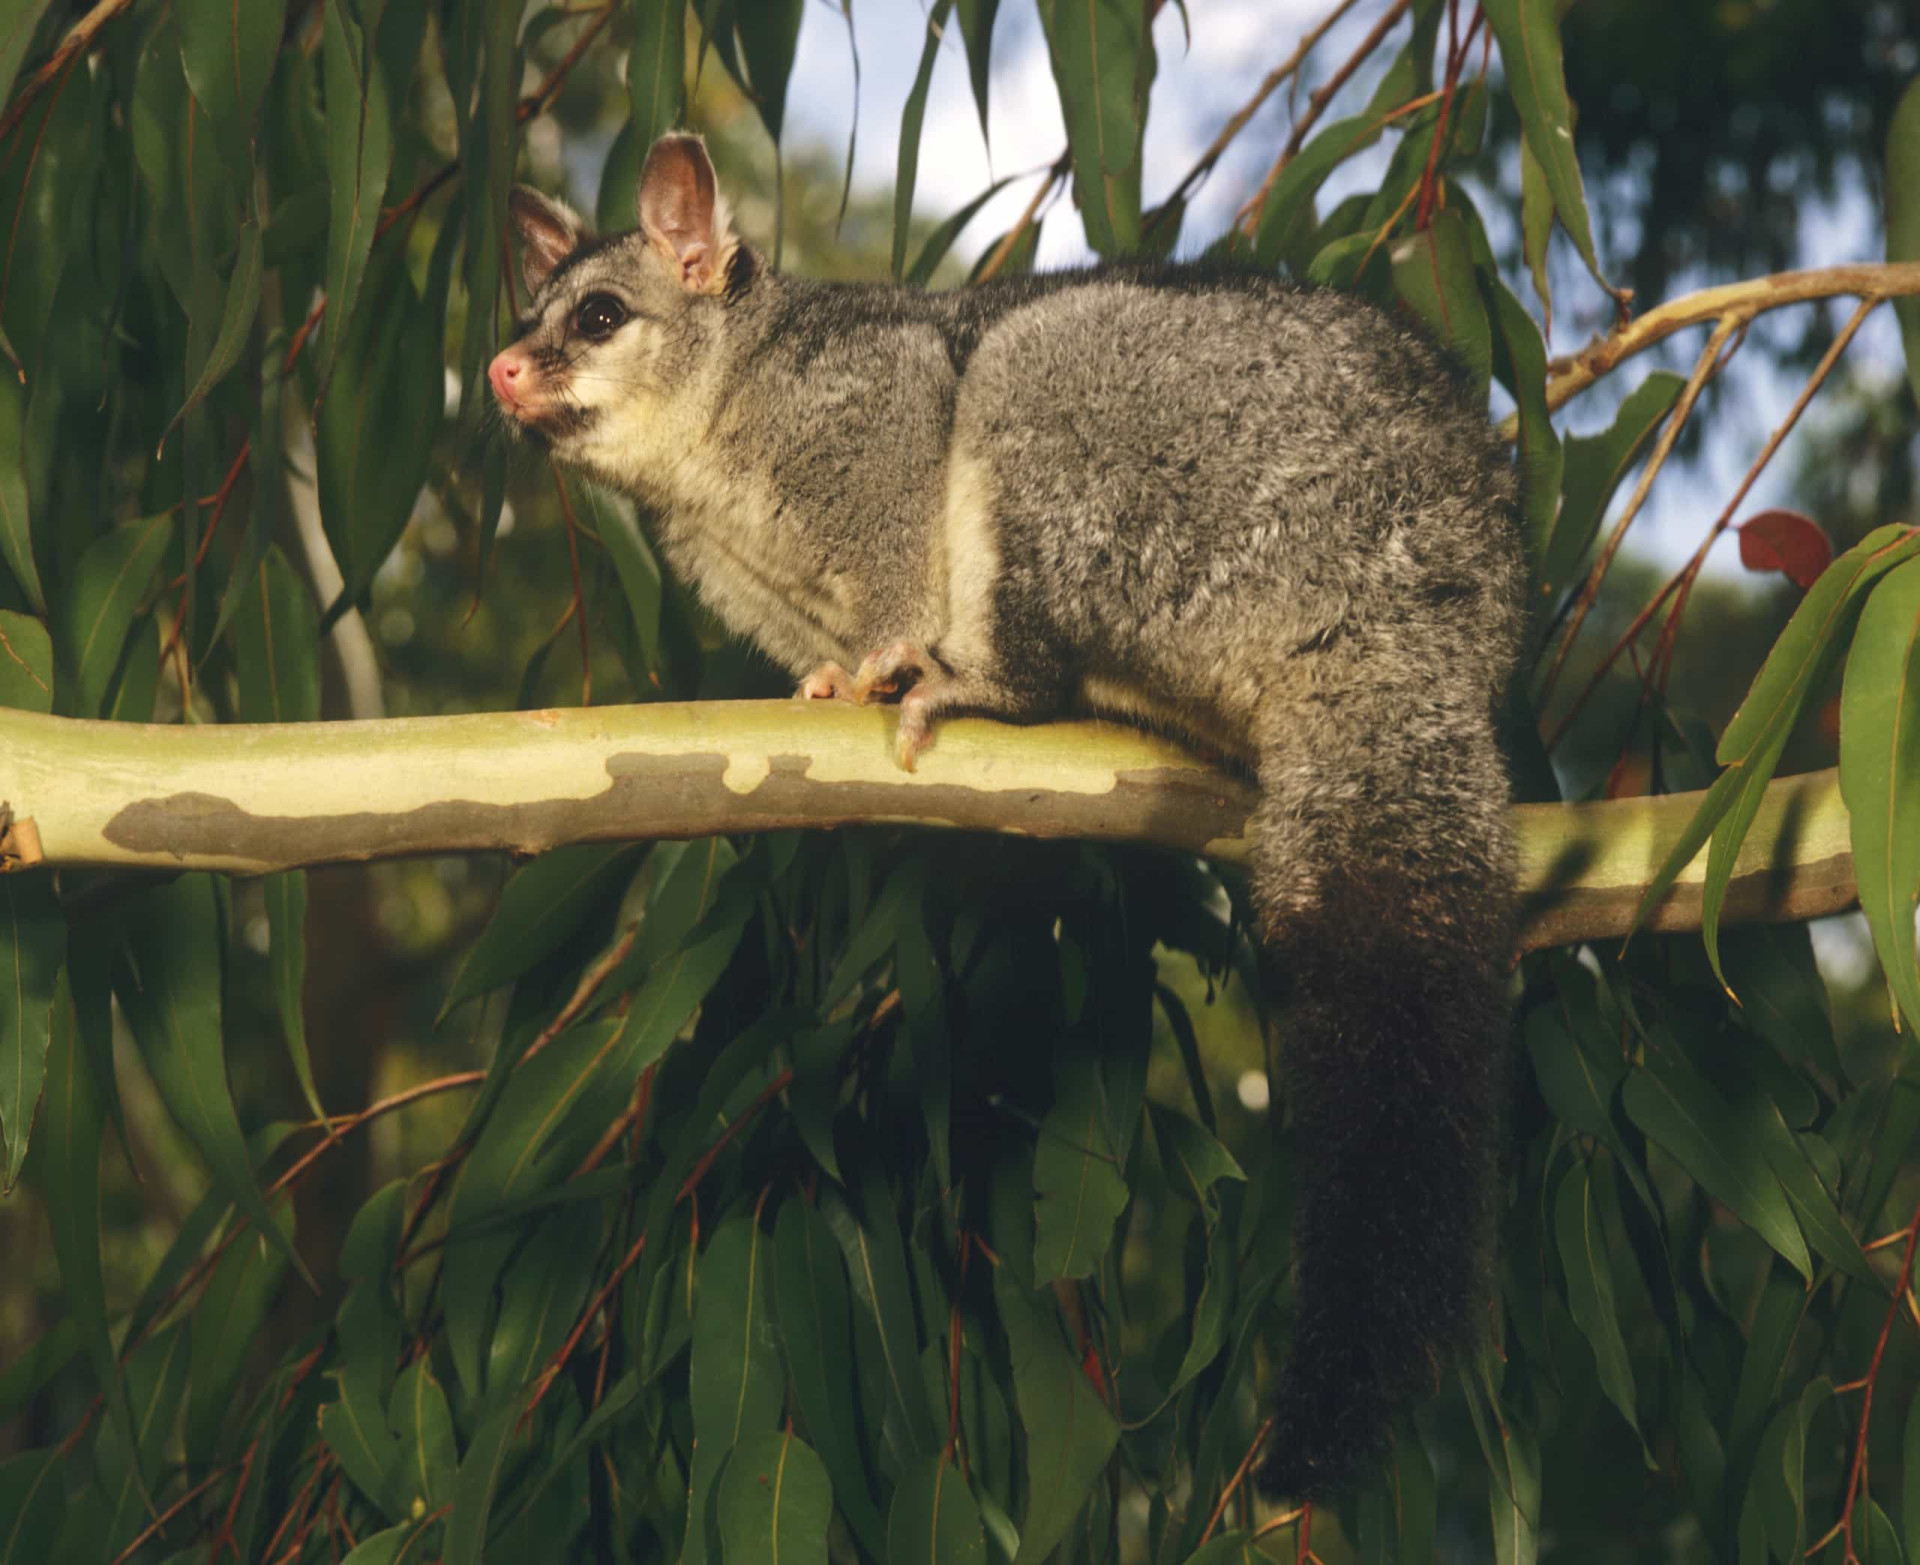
xmin=0 ymin=704 xmax=1856 ymax=950
xmin=1497 ymin=260 xmax=1920 ymax=436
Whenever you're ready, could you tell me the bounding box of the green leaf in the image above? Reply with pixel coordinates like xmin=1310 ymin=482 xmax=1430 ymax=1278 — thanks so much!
xmin=112 ymin=875 xmax=312 ymax=1287
xmin=165 ymin=213 xmax=263 ymax=446
xmin=208 ymin=325 xmax=294 ymax=647
xmin=1486 ymin=277 xmax=1564 ymax=566
xmin=0 ymin=1452 xmax=63 ymax=1565
xmin=0 ymin=1322 xmax=79 ymax=1425
xmin=442 ymin=1015 xmax=623 ymax=1390
xmin=1543 ymin=371 xmax=1684 ymax=603
xmin=1150 ymin=1105 xmax=1246 ymax=1205
xmin=1032 ymin=1047 xmax=1131 ymax=1284
xmin=1481 ymin=0 xmax=1609 ymax=291
xmin=1553 ymin=1158 xmax=1649 ymax=1461
xmin=775 ymin=1197 xmax=885 ymax=1559
xmin=441 ymin=843 xmax=641 ymax=1017
xmin=178 ymin=0 xmax=284 ymax=181
xmin=629 ymin=0 xmax=687 ymax=151
xmin=718 ymin=1427 xmax=834 ymax=1565
xmin=1634 ymin=525 xmax=1920 ymax=942
xmin=1758 ymin=1377 xmax=1832 ymax=1562
xmin=1036 ymin=0 xmax=1151 ymax=255
xmin=888 ymin=1455 xmax=987 ymax=1565
xmin=1903 ymin=1385 xmax=1920 ymax=1561
xmin=0 ymin=610 xmax=51 ymax=712
xmin=1519 ymin=136 xmax=1554 ymax=331
xmin=442 ymin=1391 xmax=530 ymax=1565
xmin=483 ymin=1201 xmax=599 ymax=1404
xmin=0 ymin=375 xmax=41 ymax=615
xmin=1622 ymin=1046 xmax=1810 ymax=1278
xmin=994 ymin=1266 xmax=1119 ymax=1563
xmin=317 ymin=224 xmax=450 ymax=626
xmin=1254 ymin=112 xmax=1390 ymax=270
xmin=56 ymin=513 xmax=170 ymax=719
xmin=340 ymin=1525 xmax=430 ymax=1565
xmin=1716 ymin=924 xmax=1843 ymax=1083
xmin=1390 ymin=207 xmax=1491 ymax=403
xmin=390 ymin=1359 xmax=458 ymax=1513
xmin=734 ymin=0 xmax=804 ymax=148
xmin=909 ymin=174 xmax=1020 ymax=288
xmin=1462 ymin=1356 xmax=1540 ymax=1565
xmin=1840 ymin=555 xmax=1920 ymax=1037
xmin=320 ymin=0 xmax=394 ymax=390
xmin=233 ymin=544 xmax=321 ymax=726
xmin=186 ymin=1200 xmax=294 ymax=1462
xmin=0 ymin=2 xmax=53 ymax=112
xmin=687 ymin=1216 xmax=785 ymax=1565
xmin=892 ymin=0 xmax=957 ymax=280
xmin=0 ymin=873 xmax=60 ymax=1187
xmin=38 ymin=973 xmax=140 ymax=1501
xmin=1888 ymin=75 xmax=1920 ymax=410
xmin=322 ymin=1362 xmax=405 ymax=1519
xmin=1699 ymin=528 xmax=1920 ymax=976
xmin=956 ymin=0 xmax=1000 ymax=145
xmin=822 ymin=1178 xmax=943 ymax=1462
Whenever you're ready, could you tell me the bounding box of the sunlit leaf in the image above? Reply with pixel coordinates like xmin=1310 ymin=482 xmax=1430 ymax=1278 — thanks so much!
xmin=892 ymin=0 xmax=957 ymax=280
xmin=1888 ymin=75 xmax=1920 ymax=408
xmin=1482 ymin=0 xmax=1609 ymax=291
xmin=1036 ymin=0 xmax=1151 ymax=255
xmin=1840 ymin=555 xmax=1920 ymax=1037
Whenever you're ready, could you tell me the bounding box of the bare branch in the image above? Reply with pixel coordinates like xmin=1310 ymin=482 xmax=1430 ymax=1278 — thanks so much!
xmin=0 ymin=704 xmax=1856 ymax=951
xmin=1497 ymin=260 xmax=1920 ymax=436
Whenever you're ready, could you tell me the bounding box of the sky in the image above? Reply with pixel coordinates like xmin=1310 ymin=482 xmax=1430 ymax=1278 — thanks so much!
xmin=766 ymin=0 xmax=1914 ymax=586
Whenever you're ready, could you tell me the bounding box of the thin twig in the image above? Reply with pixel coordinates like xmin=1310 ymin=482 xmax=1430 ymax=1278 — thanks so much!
xmin=107 ymin=1470 xmax=224 ymax=1565
xmin=1537 ymin=312 xmax=1745 ymax=706
xmin=1198 ymin=1415 xmax=1276 ymax=1545
xmin=1831 ymin=1197 xmax=1920 ymax=1562
xmin=0 ymin=0 xmax=135 ymax=144
xmin=1237 ymin=0 xmax=1414 ymax=237
xmin=973 ymin=153 xmax=1070 ymax=286
xmin=1501 ymin=260 xmax=1920 ymax=432
xmin=1544 ymin=298 xmax=1876 ymax=749
xmin=1155 ymin=0 xmax=1367 ymax=217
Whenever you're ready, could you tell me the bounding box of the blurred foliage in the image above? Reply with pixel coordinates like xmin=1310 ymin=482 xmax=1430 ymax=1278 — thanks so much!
xmin=0 ymin=1 xmax=1916 ymax=1562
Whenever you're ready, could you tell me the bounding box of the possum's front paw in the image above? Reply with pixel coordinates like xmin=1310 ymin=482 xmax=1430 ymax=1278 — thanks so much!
xmin=851 ymin=640 xmax=933 ymax=703
xmin=795 ymin=661 xmax=857 ymax=702
xmin=850 ymin=642 xmax=949 ymax=770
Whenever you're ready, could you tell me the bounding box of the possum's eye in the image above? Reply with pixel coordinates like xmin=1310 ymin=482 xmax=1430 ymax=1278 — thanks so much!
xmin=574 ymin=294 xmax=628 ymax=342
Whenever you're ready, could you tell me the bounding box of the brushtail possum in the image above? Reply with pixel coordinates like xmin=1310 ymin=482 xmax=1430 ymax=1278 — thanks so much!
xmin=490 ymin=134 xmax=1524 ymax=1498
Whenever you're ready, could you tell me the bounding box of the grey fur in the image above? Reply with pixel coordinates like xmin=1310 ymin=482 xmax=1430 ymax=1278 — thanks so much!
xmin=495 ymin=136 xmax=1525 ymax=1498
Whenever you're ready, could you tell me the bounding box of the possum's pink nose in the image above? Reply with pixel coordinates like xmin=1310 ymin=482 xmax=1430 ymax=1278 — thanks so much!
xmin=488 ymin=350 xmax=529 ymax=408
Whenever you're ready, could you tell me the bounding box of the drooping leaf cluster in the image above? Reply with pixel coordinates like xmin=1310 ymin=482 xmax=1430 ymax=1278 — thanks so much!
xmin=0 ymin=2 xmax=1917 ymax=1562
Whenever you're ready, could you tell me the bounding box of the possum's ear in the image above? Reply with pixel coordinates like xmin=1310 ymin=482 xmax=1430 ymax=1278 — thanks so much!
xmin=637 ymin=134 xmax=739 ymax=295
xmin=508 ymin=186 xmax=589 ymax=298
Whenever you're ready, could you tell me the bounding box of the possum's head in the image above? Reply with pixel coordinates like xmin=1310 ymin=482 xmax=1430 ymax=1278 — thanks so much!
xmin=488 ymin=134 xmax=746 ymax=492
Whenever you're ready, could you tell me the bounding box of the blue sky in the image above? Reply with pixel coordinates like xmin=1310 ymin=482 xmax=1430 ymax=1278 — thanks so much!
xmin=769 ymin=0 xmax=1914 ymax=587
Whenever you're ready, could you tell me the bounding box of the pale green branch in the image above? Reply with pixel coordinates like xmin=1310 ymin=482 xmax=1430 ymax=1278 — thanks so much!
xmin=0 ymin=704 xmax=1855 ymax=951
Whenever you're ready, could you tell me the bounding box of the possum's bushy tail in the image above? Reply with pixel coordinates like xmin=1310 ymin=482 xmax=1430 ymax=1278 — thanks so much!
xmin=1250 ymin=719 xmax=1512 ymax=1500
